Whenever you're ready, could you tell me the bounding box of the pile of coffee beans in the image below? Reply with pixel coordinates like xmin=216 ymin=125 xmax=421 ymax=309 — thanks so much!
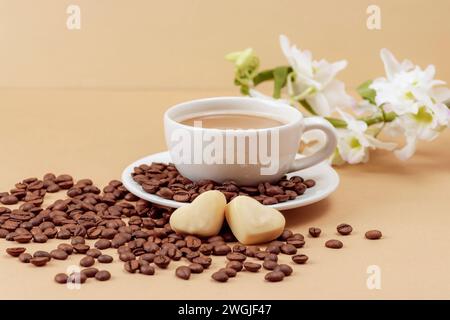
xmin=1 ymin=172 xmax=382 ymax=286
xmin=131 ymin=162 xmax=316 ymax=205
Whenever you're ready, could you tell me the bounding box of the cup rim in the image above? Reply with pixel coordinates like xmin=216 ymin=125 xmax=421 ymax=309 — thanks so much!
xmin=164 ymin=96 xmax=302 ymax=132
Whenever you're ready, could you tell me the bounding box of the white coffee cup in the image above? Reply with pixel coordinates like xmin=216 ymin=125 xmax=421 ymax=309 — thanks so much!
xmin=164 ymin=96 xmax=337 ymax=186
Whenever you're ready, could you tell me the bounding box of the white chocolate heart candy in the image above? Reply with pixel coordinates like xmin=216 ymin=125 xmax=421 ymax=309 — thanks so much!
xmin=169 ymin=190 xmax=226 ymax=237
xmin=225 ymin=196 xmax=286 ymax=245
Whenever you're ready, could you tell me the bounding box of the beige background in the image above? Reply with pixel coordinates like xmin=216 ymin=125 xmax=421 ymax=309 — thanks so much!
xmin=0 ymin=0 xmax=449 ymax=300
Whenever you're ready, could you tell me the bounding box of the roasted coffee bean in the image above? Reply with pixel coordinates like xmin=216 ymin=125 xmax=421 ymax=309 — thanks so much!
xmin=33 ymin=233 xmax=49 ymax=243
xmin=304 ymin=179 xmax=315 ymax=188
xmin=255 ymin=251 xmax=268 ymax=260
xmin=119 ymin=252 xmax=136 ymax=262
xmin=154 ymin=255 xmax=171 ymax=269
xmin=219 ymin=267 xmax=237 ymax=278
xmin=278 ymin=229 xmax=293 ymax=241
xmin=124 ymin=260 xmax=140 ymax=273
xmin=57 ymin=243 xmax=73 ymax=255
xmin=244 ymin=262 xmax=261 ymax=272
xmin=18 ymin=253 xmax=32 ymax=263
xmin=292 ymin=254 xmax=309 ymax=264
xmin=286 ymin=239 xmax=305 ymax=248
xmin=175 ymin=266 xmax=191 ymax=280
xmin=68 ymin=272 xmax=87 ymax=284
xmin=86 ymin=249 xmax=102 ymax=258
xmin=265 ymin=270 xmax=285 ymax=282
xmin=1 ymin=195 xmax=19 ymax=205
xmin=140 ymin=264 xmax=155 ymax=275
xmin=264 ymin=253 xmax=278 ymax=262
xmin=337 ymin=223 xmax=353 ymax=235
xmin=81 ymin=267 xmax=99 ymax=278
xmin=30 ymin=257 xmax=49 ymax=267
xmin=6 ymin=247 xmax=26 ymax=257
xmin=275 ymin=264 xmax=293 ymax=276
xmin=232 ymin=244 xmax=246 ymax=253
xmin=213 ymin=244 xmax=231 ymax=256
xmin=211 ymin=271 xmax=229 ymax=282
xmin=199 ymin=243 xmax=213 ymax=255
xmin=98 ymin=254 xmax=113 ymax=263
xmin=50 ymin=249 xmax=69 ymax=260
xmin=192 ymin=256 xmax=212 ymax=269
xmin=280 ymin=244 xmax=297 ymax=255
xmin=33 ymin=250 xmax=51 ymax=260
xmin=263 ymin=260 xmax=278 ymax=270
xmin=308 ymin=227 xmax=321 ymax=237
xmin=56 ymin=229 xmax=71 ymax=240
xmin=325 ymin=239 xmax=343 ymax=249
xmin=365 ymin=230 xmax=382 ymax=240
xmin=94 ymin=239 xmax=111 ymax=250
xmin=139 ymin=253 xmax=155 ymax=263
xmin=226 ymin=261 xmax=243 ymax=272
xmin=71 ymin=236 xmax=85 ymax=245
xmin=73 ymin=244 xmax=90 ymax=254
xmin=226 ymin=252 xmax=246 ymax=262
xmin=185 ymin=236 xmax=202 ymax=251
xmin=188 ymin=263 xmax=204 ymax=274
xmin=80 ymin=256 xmax=95 ymax=267
xmin=54 ymin=273 xmax=69 ymax=284
xmin=95 ymin=270 xmax=111 ymax=281
xmin=265 ymin=245 xmax=281 ymax=254
xmin=14 ymin=234 xmax=33 ymax=243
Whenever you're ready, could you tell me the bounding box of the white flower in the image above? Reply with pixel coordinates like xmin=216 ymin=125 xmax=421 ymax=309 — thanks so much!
xmin=334 ymin=110 xmax=396 ymax=164
xmin=370 ymin=48 xmax=450 ymax=160
xmin=279 ymin=35 xmax=354 ymax=116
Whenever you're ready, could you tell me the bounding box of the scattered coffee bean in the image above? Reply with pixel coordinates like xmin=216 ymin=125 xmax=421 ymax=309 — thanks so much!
xmin=188 ymin=263 xmax=204 ymax=274
xmin=325 ymin=239 xmax=343 ymax=249
xmin=71 ymin=236 xmax=85 ymax=245
xmin=265 ymin=270 xmax=285 ymax=282
xmin=192 ymin=256 xmax=212 ymax=269
xmin=213 ymin=244 xmax=231 ymax=256
xmin=365 ymin=230 xmax=382 ymax=240
xmin=286 ymin=239 xmax=305 ymax=248
xmin=226 ymin=261 xmax=243 ymax=272
xmin=226 ymin=252 xmax=246 ymax=262
xmin=95 ymin=270 xmax=111 ymax=281
xmin=81 ymin=267 xmax=99 ymax=278
xmin=80 ymin=256 xmax=95 ymax=267
xmin=97 ymin=254 xmax=113 ymax=263
xmin=244 ymin=262 xmax=261 ymax=272
xmin=309 ymin=227 xmax=321 ymax=237
xmin=278 ymin=229 xmax=293 ymax=241
xmin=219 ymin=268 xmax=237 ymax=278
xmin=211 ymin=271 xmax=229 ymax=282
xmin=280 ymin=244 xmax=297 ymax=255
xmin=86 ymin=249 xmax=102 ymax=258
xmin=292 ymin=254 xmax=309 ymax=264
xmin=68 ymin=272 xmax=87 ymax=284
xmin=337 ymin=223 xmax=353 ymax=235
xmin=119 ymin=252 xmax=136 ymax=262
xmin=94 ymin=239 xmax=111 ymax=250
xmin=154 ymin=255 xmax=171 ymax=269
xmin=14 ymin=234 xmax=33 ymax=244
xmin=6 ymin=247 xmax=26 ymax=257
xmin=73 ymin=244 xmax=90 ymax=254
xmin=30 ymin=257 xmax=49 ymax=267
xmin=1 ymin=195 xmax=19 ymax=205
xmin=18 ymin=253 xmax=32 ymax=263
xmin=175 ymin=266 xmax=191 ymax=280
xmin=124 ymin=260 xmax=140 ymax=273
xmin=50 ymin=249 xmax=68 ymax=260
xmin=54 ymin=273 xmax=69 ymax=284
xmin=33 ymin=250 xmax=51 ymax=260
xmin=264 ymin=253 xmax=278 ymax=262
xmin=275 ymin=264 xmax=293 ymax=276
xmin=263 ymin=260 xmax=278 ymax=270
xmin=57 ymin=244 xmax=73 ymax=255
xmin=140 ymin=264 xmax=155 ymax=275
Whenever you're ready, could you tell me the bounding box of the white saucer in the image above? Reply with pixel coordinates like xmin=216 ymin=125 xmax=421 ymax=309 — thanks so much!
xmin=121 ymin=151 xmax=339 ymax=211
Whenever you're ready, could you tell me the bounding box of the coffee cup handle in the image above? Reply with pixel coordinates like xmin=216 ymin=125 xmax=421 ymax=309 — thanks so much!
xmin=289 ymin=117 xmax=338 ymax=172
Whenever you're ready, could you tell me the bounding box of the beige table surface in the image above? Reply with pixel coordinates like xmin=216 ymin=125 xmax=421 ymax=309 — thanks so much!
xmin=0 ymin=89 xmax=449 ymax=300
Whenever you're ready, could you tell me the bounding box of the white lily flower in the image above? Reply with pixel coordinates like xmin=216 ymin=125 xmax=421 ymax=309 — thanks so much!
xmin=279 ymin=35 xmax=355 ymax=116
xmin=370 ymin=48 xmax=450 ymax=160
xmin=334 ymin=110 xmax=396 ymax=164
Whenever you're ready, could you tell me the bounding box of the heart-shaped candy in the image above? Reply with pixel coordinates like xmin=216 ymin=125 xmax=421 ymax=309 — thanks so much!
xmin=225 ymin=196 xmax=285 ymax=245
xmin=169 ymin=190 xmax=226 ymax=237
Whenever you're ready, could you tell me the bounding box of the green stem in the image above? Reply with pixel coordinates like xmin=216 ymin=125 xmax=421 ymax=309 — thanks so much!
xmin=253 ymin=66 xmax=292 ymax=86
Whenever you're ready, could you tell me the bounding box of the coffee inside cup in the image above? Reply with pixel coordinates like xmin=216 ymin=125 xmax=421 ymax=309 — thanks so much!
xmin=180 ymin=113 xmax=286 ymax=130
